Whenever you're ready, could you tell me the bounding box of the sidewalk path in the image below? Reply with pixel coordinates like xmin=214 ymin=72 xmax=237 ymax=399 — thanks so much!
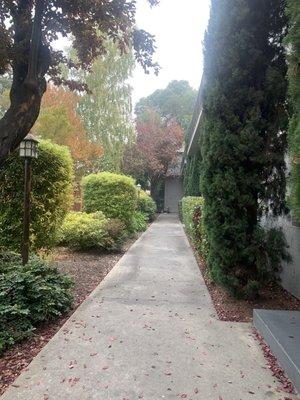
xmin=2 ymin=215 xmax=299 ymax=400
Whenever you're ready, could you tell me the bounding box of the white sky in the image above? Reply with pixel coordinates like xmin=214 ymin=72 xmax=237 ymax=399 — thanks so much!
xmin=132 ymin=0 xmax=211 ymax=105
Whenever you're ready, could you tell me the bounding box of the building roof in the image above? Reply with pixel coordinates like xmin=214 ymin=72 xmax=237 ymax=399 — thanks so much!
xmin=181 ymin=75 xmax=205 ymax=172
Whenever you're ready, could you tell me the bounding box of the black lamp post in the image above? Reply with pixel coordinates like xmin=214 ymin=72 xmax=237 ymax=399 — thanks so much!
xmin=136 ymin=184 xmax=142 ymax=212
xmin=19 ymin=133 xmax=39 ymax=265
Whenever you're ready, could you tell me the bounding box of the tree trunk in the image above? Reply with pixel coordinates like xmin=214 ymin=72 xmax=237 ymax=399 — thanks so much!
xmin=0 ymin=0 xmax=47 ymax=166
xmin=0 ymin=81 xmax=45 ymax=164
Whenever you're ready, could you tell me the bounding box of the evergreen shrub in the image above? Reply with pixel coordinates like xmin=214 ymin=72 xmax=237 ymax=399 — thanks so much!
xmin=0 ymin=251 xmax=73 ymax=353
xmin=181 ymin=197 xmax=208 ymax=260
xmin=82 ymin=172 xmax=137 ymax=228
xmin=131 ymin=211 xmax=148 ymax=233
xmin=104 ymin=218 xmax=127 ymax=250
xmin=183 ymin=153 xmax=201 ymax=196
xmin=59 ymin=212 xmax=127 ymax=251
xmin=0 ymin=140 xmax=74 ymax=251
xmin=201 ymin=0 xmax=289 ymax=298
xmin=138 ymin=190 xmax=156 ymax=221
xmin=285 ymin=0 xmax=300 ymax=223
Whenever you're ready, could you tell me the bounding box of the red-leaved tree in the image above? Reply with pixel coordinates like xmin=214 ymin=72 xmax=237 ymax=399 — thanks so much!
xmin=123 ymin=109 xmax=183 ymax=199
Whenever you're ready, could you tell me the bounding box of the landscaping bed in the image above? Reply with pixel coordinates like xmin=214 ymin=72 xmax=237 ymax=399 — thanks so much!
xmin=0 ymin=237 xmax=137 ymax=396
xmin=195 ymin=251 xmax=300 ymax=323
xmin=180 ymin=196 xmax=300 ymax=323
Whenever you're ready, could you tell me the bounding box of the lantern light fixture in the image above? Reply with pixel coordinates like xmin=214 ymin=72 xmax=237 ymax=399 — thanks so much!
xmin=19 ymin=133 xmax=39 ymax=159
xmin=19 ymin=132 xmax=39 ymax=265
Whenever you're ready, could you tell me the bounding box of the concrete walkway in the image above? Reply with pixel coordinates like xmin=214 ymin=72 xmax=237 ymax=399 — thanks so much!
xmin=2 ymin=215 xmax=299 ymax=400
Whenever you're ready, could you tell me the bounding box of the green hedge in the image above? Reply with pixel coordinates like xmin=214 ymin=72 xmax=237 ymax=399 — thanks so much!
xmin=138 ymin=191 xmax=156 ymax=221
xmin=59 ymin=211 xmax=109 ymax=251
xmin=181 ymin=196 xmax=208 ymax=260
xmin=0 ymin=140 xmax=74 ymax=251
xmin=183 ymin=153 xmax=201 ymax=196
xmin=0 ymin=251 xmax=73 ymax=353
xmin=131 ymin=211 xmax=148 ymax=233
xmin=285 ymin=0 xmax=300 ymax=223
xmin=82 ymin=172 xmax=137 ymax=228
xmin=59 ymin=211 xmax=126 ymax=251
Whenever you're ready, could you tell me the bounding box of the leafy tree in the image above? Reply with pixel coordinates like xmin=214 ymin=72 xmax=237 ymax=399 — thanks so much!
xmin=200 ymin=0 xmax=289 ymax=298
xmin=34 ymin=85 xmax=103 ymax=180
xmin=0 ymin=0 xmax=159 ymax=164
xmin=135 ymin=80 xmax=197 ymax=132
xmin=123 ymin=109 xmax=183 ymax=205
xmin=78 ymin=38 xmax=135 ymax=172
xmin=285 ymin=0 xmax=300 ymax=223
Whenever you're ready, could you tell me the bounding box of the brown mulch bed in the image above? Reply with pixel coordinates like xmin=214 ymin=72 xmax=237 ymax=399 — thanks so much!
xmin=0 ymin=236 xmax=139 ymax=396
xmin=195 ymin=252 xmax=300 ymax=323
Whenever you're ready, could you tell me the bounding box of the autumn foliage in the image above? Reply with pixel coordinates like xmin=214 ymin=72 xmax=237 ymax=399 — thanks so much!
xmin=123 ymin=110 xmax=184 ymax=183
xmin=34 ymin=86 xmax=103 ymax=179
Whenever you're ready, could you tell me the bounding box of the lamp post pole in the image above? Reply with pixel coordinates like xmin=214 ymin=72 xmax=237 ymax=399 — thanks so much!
xmin=137 ymin=183 xmax=141 ymax=201
xmin=21 ymin=157 xmax=32 ymax=265
xmin=19 ymin=133 xmax=39 ymax=265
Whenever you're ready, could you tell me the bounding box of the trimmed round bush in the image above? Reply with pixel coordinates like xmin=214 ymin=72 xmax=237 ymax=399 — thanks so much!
xmin=0 ymin=140 xmax=74 ymax=251
xmin=59 ymin=211 xmax=109 ymax=251
xmin=82 ymin=172 xmax=137 ymax=228
xmin=0 ymin=251 xmax=73 ymax=353
xmin=138 ymin=191 xmax=156 ymax=221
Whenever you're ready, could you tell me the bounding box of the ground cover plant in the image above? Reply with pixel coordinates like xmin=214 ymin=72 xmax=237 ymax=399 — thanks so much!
xmin=0 ymin=233 xmax=141 ymax=395
xmin=0 ymin=251 xmax=73 ymax=354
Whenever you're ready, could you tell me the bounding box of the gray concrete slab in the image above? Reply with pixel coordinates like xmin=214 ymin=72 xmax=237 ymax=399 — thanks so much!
xmin=254 ymin=309 xmax=300 ymax=393
xmin=1 ymin=215 xmax=299 ymax=400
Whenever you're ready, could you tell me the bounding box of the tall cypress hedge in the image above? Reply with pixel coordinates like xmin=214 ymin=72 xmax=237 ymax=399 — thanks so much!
xmin=201 ymin=0 xmax=290 ymax=298
xmin=184 ymin=153 xmax=201 ymax=196
xmin=285 ymin=0 xmax=300 ymax=223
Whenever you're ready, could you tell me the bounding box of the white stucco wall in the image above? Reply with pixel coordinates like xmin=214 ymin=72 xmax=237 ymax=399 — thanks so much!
xmin=164 ymin=177 xmax=183 ymax=213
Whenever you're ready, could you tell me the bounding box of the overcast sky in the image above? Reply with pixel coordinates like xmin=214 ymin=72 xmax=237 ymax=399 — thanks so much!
xmin=131 ymin=0 xmax=211 ymax=105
